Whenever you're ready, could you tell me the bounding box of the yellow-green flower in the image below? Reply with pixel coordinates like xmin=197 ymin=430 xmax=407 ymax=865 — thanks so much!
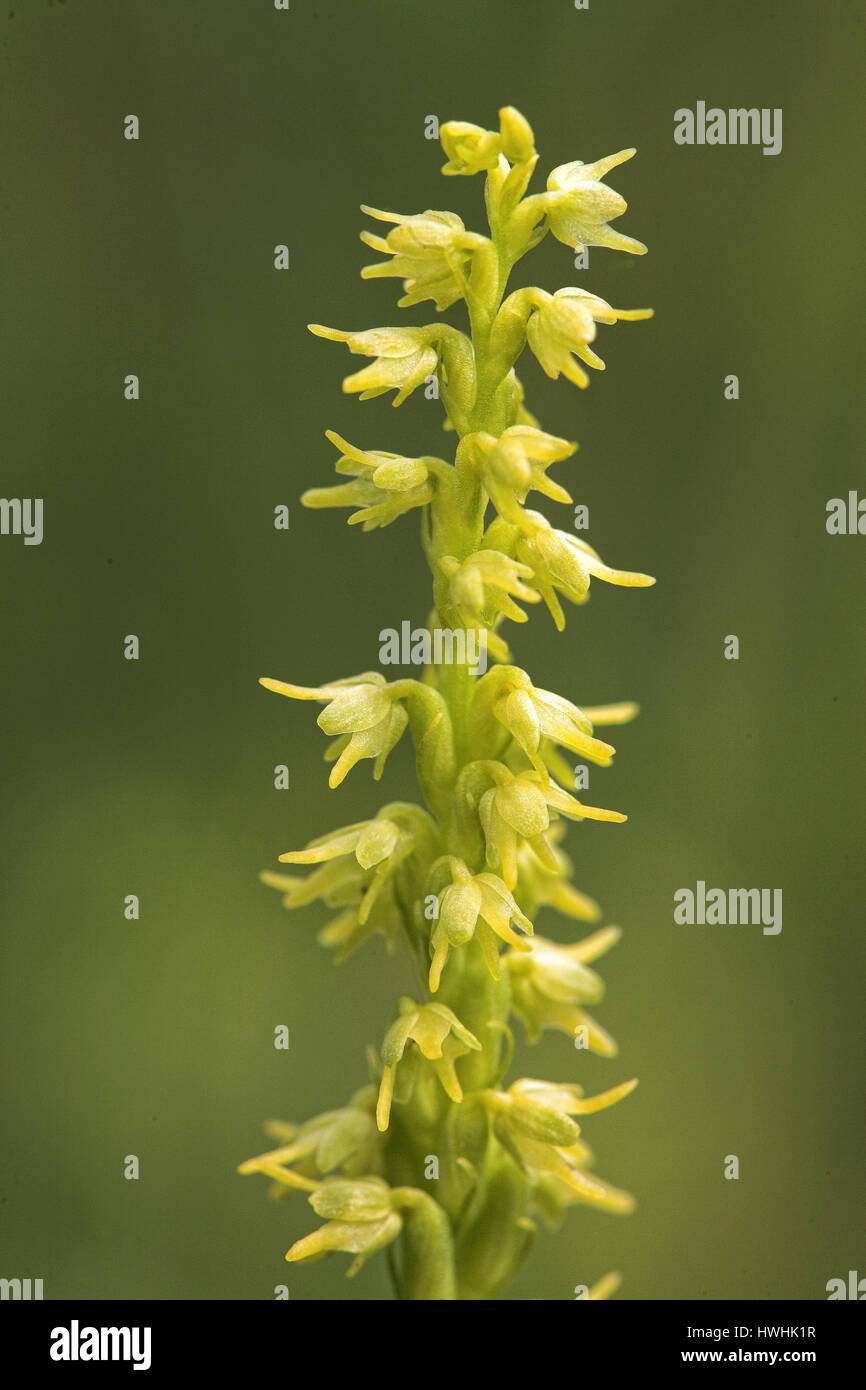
xmin=477 ymin=766 xmax=626 ymax=889
xmin=308 ymin=324 xmax=439 ymax=405
xmin=485 ymin=1076 xmax=638 ymax=1214
xmin=440 ymin=120 xmax=501 ymax=176
xmin=277 ymin=803 xmax=435 ymax=874
xmin=361 ymin=206 xmax=487 ymax=311
xmin=514 ymin=510 xmax=655 ymax=629
xmin=545 ymin=149 xmax=647 ymax=256
xmin=505 ymin=926 xmax=622 ymax=1054
xmin=526 ymin=288 xmax=653 ymax=389
xmin=270 ymin=801 xmax=436 ymax=930
xmin=473 ymin=425 xmax=575 ymax=524
xmin=440 ymin=107 xmax=535 ymax=177
xmin=260 ymin=866 xmax=403 ymax=960
xmin=286 ymin=1177 xmax=403 ymax=1276
xmin=440 ymin=549 xmax=537 ymax=622
xmin=302 ymin=429 xmax=438 ymax=530
xmin=471 ymin=665 xmax=618 ymax=775
xmin=427 ymin=858 xmax=533 ymax=990
xmin=259 ymin=673 xmax=409 ymax=787
xmin=237 ymin=1088 xmax=381 ymax=1193
xmin=437 ymin=550 xmax=538 ymax=664
xmin=278 ymin=815 xmax=402 ymax=871
xmin=376 ymin=997 xmax=481 ymax=1130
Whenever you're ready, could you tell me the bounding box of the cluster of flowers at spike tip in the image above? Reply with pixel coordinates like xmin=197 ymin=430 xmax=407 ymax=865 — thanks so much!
xmin=473 ymin=764 xmax=626 ymax=890
xmin=425 ymin=856 xmax=534 ymax=990
xmin=440 ymin=105 xmax=536 ymax=176
xmin=480 ymin=1077 xmax=638 ymax=1217
xmin=504 ymin=926 xmax=623 ymax=1057
xmin=375 ymin=997 xmax=482 ymax=1132
xmin=544 ymin=148 xmax=647 ymax=256
xmin=258 ymin=673 xmax=409 ymax=788
xmin=301 ymin=429 xmax=444 ymax=531
xmin=259 ymin=803 xmax=438 ymax=961
xmin=526 ymin=289 xmax=653 ymax=390
xmin=237 ymin=1087 xmax=382 ymax=1195
xmin=307 ymin=324 xmax=440 ymax=406
xmin=284 ymin=1177 xmax=404 ymax=1277
xmin=360 ymin=206 xmax=488 ymax=312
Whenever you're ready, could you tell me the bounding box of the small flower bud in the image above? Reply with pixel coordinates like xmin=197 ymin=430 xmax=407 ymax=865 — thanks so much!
xmin=498 ymin=106 xmax=535 ymax=164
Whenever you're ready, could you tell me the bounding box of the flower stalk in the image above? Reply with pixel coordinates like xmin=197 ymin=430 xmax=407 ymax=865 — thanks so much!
xmin=241 ymin=107 xmax=654 ymax=1301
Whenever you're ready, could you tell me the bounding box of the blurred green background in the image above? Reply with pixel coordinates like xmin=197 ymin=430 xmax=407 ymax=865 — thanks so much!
xmin=2 ymin=0 xmax=864 ymax=1300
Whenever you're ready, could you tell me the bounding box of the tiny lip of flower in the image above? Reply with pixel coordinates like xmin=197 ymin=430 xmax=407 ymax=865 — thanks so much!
xmin=545 ymin=148 xmax=647 ymax=256
xmin=376 ymin=997 xmax=482 ymax=1131
xmin=286 ymin=1209 xmax=403 ymax=1276
xmin=308 ymin=324 xmax=438 ymax=406
xmin=360 ymin=206 xmax=487 ymax=312
xmin=526 ymin=290 xmax=653 ymax=388
xmin=285 ymin=1178 xmax=403 ymax=1276
xmin=428 ymin=864 xmax=533 ymax=991
xmin=322 ymin=704 xmax=408 ymax=787
xmin=258 ymin=673 xmax=408 ymax=787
